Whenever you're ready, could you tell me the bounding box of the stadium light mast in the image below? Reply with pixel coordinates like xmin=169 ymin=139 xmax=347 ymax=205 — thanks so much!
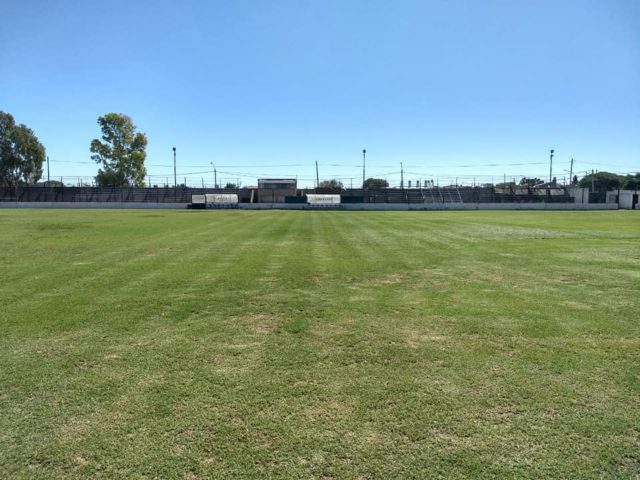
xmin=173 ymin=147 xmax=177 ymax=188
xmin=210 ymin=162 xmax=217 ymax=189
xmin=569 ymin=158 xmax=574 ymax=185
xmin=362 ymin=149 xmax=366 ymax=189
xmin=549 ymin=149 xmax=554 ymax=184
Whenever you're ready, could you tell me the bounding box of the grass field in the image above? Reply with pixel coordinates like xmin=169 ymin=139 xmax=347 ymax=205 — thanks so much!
xmin=1 ymin=209 xmax=639 ymax=479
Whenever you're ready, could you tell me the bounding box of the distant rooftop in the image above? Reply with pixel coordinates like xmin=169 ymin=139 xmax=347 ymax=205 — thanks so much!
xmin=258 ymin=178 xmax=297 ymax=183
xmin=258 ymin=178 xmax=297 ymax=189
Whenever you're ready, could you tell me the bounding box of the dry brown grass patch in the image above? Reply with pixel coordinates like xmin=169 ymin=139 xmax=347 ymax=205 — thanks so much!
xmin=350 ymin=273 xmax=405 ymax=289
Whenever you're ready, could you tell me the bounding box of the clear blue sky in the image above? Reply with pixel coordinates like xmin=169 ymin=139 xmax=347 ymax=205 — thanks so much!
xmin=1 ymin=0 xmax=638 ymax=187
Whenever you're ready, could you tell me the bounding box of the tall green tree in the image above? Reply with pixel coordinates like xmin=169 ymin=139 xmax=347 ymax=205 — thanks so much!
xmin=90 ymin=113 xmax=147 ymax=187
xmin=577 ymin=171 xmax=624 ymax=191
xmin=0 ymin=111 xmax=46 ymax=186
xmin=318 ymin=179 xmax=344 ymax=189
xmin=519 ymin=177 xmax=543 ymax=187
xmin=623 ymin=173 xmax=640 ymax=190
xmin=363 ymin=178 xmax=389 ymax=189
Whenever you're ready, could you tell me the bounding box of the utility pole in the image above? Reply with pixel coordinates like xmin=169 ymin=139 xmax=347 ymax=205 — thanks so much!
xmin=173 ymin=147 xmax=177 ymax=188
xmin=569 ymin=158 xmax=574 ymax=185
xmin=46 ymin=156 xmax=50 ymax=183
xmin=210 ymin=162 xmax=216 ymax=189
xmin=362 ymin=149 xmax=366 ymax=189
xmin=315 ymin=160 xmax=320 ymax=188
xmin=400 ymin=162 xmax=404 ymax=189
xmin=549 ymin=149 xmax=554 ymax=184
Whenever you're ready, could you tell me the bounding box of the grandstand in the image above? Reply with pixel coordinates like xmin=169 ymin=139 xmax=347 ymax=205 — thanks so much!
xmin=0 ymin=183 xmax=594 ymax=208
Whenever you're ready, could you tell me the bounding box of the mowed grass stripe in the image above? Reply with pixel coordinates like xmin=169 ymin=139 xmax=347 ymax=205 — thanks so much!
xmin=0 ymin=209 xmax=638 ymax=479
xmin=2 ymin=211 xmax=281 ymax=333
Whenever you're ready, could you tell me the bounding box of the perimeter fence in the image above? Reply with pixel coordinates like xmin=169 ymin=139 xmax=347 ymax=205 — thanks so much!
xmin=0 ymin=185 xmax=582 ymax=204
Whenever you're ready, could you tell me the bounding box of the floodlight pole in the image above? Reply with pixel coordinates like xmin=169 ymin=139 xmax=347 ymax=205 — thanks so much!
xmin=172 ymin=147 xmax=177 ymax=188
xmin=400 ymin=162 xmax=404 ymax=189
xmin=569 ymin=158 xmax=574 ymax=185
xmin=46 ymin=156 xmax=50 ymax=183
xmin=362 ymin=149 xmax=366 ymax=189
xmin=549 ymin=149 xmax=554 ymax=184
xmin=315 ymin=160 xmax=320 ymax=188
xmin=210 ymin=162 xmax=216 ymax=189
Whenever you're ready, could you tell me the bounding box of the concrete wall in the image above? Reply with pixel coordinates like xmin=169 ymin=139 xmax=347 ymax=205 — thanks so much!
xmin=618 ymin=191 xmax=639 ymax=210
xmin=237 ymin=203 xmax=618 ymax=211
xmin=0 ymin=202 xmax=618 ymax=211
xmin=346 ymin=203 xmax=618 ymax=211
xmin=567 ymin=187 xmax=590 ymax=204
xmin=605 ymin=191 xmax=618 ymax=205
xmin=0 ymin=202 xmax=188 ymax=209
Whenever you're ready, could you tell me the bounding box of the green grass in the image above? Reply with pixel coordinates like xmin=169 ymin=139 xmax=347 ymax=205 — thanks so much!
xmin=1 ymin=209 xmax=639 ymax=479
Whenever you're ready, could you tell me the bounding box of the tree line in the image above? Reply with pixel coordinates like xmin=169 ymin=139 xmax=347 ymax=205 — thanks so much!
xmin=1 ymin=109 xmax=638 ymax=190
xmin=1 ymin=111 xmax=147 ymax=187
